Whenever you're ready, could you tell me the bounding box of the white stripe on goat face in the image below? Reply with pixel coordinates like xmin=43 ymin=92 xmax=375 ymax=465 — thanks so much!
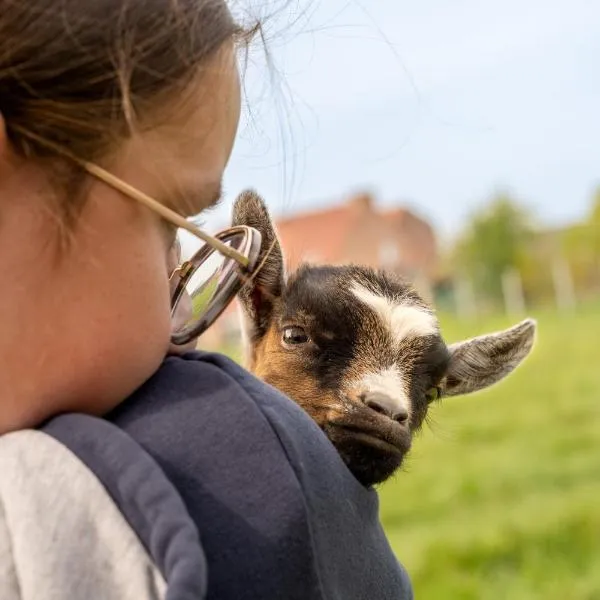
xmin=351 ymin=283 xmax=438 ymax=341
xmin=350 ymin=283 xmax=438 ymax=417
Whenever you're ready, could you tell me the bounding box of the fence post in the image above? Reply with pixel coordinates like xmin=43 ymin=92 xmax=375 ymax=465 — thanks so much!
xmin=502 ymin=268 xmax=526 ymax=315
xmin=414 ymin=273 xmax=434 ymax=305
xmin=455 ymin=276 xmax=477 ymax=319
xmin=552 ymin=257 xmax=576 ymax=311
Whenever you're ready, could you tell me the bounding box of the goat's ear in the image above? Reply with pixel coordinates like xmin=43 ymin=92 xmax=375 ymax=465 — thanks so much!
xmin=440 ymin=318 xmax=537 ymax=397
xmin=232 ymin=190 xmax=286 ymax=344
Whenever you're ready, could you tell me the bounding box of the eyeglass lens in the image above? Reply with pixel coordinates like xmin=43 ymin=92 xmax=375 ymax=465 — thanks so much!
xmin=170 ymin=231 xmax=248 ymax=343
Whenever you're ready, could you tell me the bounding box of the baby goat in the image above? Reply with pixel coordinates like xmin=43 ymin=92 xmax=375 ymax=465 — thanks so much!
xmin=232 ymin=191 xmax=537 ymax=487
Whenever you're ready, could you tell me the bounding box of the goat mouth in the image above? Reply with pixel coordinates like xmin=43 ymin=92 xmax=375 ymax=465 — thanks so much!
xmin=340 ymin=429 xmax=403 ymax=454
xmin=324 ymin=420 xmax=411 ymax=486
xmin=328 ymin=421 xmax=411 ymax=455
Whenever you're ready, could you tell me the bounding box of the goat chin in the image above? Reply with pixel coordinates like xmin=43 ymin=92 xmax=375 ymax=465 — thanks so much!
xmin=323 ymin=420 xmax=412 ymax=487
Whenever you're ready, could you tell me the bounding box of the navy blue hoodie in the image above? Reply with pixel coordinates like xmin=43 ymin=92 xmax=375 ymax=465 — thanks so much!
xmin=42 ymin=351 xmax=413 ymax=600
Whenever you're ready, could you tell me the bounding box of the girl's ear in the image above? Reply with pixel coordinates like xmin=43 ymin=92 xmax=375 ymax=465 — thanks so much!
xmin=232 ymin=190 xmax=286 ymax=344
xmin=440 ymin=318 xmax=537 ymax=397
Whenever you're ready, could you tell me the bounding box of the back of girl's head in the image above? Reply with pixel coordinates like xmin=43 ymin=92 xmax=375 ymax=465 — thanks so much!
xmin=0 ymin=0 xmax=241 ymax=217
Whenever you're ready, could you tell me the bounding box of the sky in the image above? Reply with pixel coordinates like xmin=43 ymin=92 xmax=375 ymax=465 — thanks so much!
xmin=199 ymin=0 xmax=600 ymax=246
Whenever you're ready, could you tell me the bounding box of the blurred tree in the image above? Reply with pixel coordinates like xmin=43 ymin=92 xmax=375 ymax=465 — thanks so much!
xmin=453 ymin=193 xmax=533 ymax=307
xmin=560 ymin=187 xmax=600 ymax=298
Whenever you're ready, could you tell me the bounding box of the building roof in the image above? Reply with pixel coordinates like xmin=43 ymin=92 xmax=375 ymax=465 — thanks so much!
xmin=274 ymin=194 xmax=422 ymax=268
xmin=276 ymin=204 xmax=358 ymax=268
xmin=215 ymin=192 xmax=435 ymax=320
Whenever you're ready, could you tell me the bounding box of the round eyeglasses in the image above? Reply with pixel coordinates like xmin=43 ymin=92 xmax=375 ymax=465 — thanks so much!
xmin=169 ymin=225 xmax=262 ymax=346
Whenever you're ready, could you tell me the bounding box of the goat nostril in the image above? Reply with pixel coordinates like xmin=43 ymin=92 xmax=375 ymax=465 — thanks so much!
xmin=394 ymin=410 xmax=409 ymax=425
xmin=365 ymin=398 xmax=388 ymax=416
xmin=362 ymin=392 xmax=409 ymax=424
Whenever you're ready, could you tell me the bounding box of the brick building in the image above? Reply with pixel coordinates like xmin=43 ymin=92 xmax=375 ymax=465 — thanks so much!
xmin=198 ymin=191 xmax=439 ymax=350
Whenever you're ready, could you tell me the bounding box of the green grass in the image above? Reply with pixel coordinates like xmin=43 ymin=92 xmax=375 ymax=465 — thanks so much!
xmin=378 ymin=306 xmax=600 ymax=599
xmin=215 ymin=305 xmax=600 ymax=599
xmin=191 ymin=274 xmax=219 ymax=316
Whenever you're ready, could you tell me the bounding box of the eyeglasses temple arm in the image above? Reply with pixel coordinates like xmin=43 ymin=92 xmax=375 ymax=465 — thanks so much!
xmin=7 ymin=124 xmax=249 ymax=266
xmin=83 ymin=162 xmax=249 ymax=266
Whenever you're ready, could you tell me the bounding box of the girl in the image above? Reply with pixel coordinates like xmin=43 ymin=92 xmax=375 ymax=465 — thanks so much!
xmin=0 ymin=0 xmax=413 ymax=598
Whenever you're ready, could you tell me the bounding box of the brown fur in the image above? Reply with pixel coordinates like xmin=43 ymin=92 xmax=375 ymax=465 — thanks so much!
xmin=253 ymin=310 xmax=347 ymax=427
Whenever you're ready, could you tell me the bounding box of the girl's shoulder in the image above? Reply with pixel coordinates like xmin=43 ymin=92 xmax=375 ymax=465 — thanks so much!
xmin=0 ymin=423 xmax=205 ymax=599
xmin=0 ymin=354 xmax=413 ymax=600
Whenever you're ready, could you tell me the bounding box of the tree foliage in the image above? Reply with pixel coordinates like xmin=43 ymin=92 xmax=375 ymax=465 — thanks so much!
xmin=448 ymin=187 xmax=600 ymax=309
xmin=560 ymin=187 xmax=600 ymax=297
xmin=453 ymin=193 xmax=533 ymax=306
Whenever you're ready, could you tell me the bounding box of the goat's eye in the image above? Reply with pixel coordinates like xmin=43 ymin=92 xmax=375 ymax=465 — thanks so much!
xmin=282 ymin=326 xmax=309 ymax=346
xmin=425 ymin=386 xmax=442 ymax=402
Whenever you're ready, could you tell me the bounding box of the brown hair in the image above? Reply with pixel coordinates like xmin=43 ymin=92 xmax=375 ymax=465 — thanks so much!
xmin=0 ymin=0 xmax=246 ymax=222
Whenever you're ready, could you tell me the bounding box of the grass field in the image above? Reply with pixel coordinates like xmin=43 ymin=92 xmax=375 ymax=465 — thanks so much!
xmin=378 ymin=306 xmax=600 ymax=600
xmin=213 ymin=305 xmax=600 ymax=599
